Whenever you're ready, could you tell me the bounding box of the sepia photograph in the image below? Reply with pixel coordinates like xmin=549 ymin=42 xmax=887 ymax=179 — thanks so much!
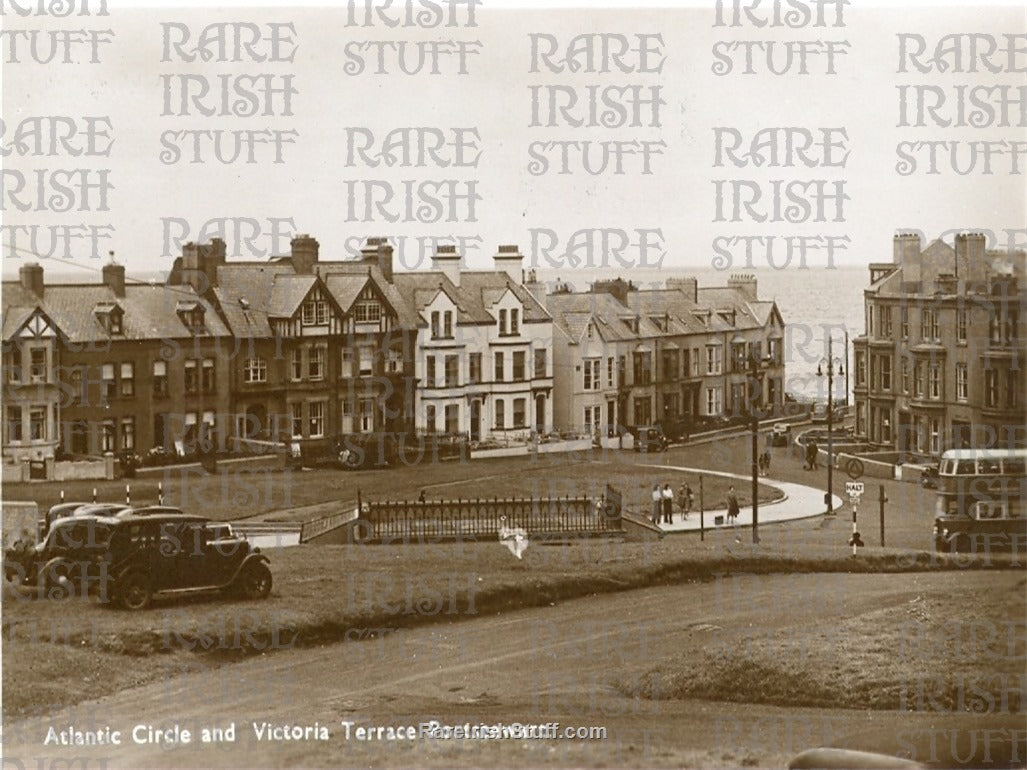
xmin=1 ymin=0 xmax=1025 ymax=767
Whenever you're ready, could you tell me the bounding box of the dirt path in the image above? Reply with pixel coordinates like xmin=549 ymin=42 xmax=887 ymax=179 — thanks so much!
xmin=4 ymin=571 xmax=1021 ymax=768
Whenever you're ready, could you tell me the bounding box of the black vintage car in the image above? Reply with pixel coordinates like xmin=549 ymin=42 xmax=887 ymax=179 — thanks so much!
xmin=4 ymin=511 xmax=272 ymax=609
xmin=629 ymin=426 xmax=669 ymax=453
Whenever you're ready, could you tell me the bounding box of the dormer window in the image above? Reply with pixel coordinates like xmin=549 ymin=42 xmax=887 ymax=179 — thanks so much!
xmin=176 ymin=300 xmax=205 ymax=332
xmin=302 ymin=300 xmax=329 ymax=326
xmin=354 ymin=301 xmax=381 ymax=323
xmin=94 ymin=302 xmax=124 ymax=335
xmin=498 ymin=307 xmax=521 ymax=337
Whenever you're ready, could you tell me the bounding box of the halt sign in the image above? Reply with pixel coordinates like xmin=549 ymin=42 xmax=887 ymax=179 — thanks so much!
xmin=845 ymin=481 xmax=865 ymax=496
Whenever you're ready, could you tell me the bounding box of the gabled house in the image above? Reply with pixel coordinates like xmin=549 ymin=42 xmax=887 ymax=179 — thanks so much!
xmin=392 ymin=245 xmax=554 ymax=440
xmin=183 ymin=234 xmax=418 ymax=450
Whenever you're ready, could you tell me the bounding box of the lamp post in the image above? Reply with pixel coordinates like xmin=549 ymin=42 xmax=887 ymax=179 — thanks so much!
xmin=817 ymin=337 xmax=845 ymax=515
xmin=749 ymin=352 xmax=772 ymax=544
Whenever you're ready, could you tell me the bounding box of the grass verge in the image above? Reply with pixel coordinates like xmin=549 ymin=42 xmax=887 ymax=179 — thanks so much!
xmin=3 ymin=538 xmax=1023 ymax=720
xmin=622 ymin=575 xmax=1026 ymax=712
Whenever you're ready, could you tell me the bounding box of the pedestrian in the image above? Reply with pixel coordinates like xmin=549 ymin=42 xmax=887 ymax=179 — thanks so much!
xmin=651 ymin=484 xmax=661 ymax=524
xmin=810 ymin=440 xmax=819 ymax=470
xmin=418 ymin=489 xmax=426 ymax=503
xmin=679 ymin=482 xmax=692 ymax=516
xmin=762 ymin=449 xmax=772 ymax=476
xmin=804 ymin=441 xmax=814 ymax=470
xmin=757 ymin=452 xmax=766 ymax=476
xmin=687 ymin=484 xmax=695 ymax=513
xmin=662 ymin=483 xmax=674 ymax=523
xmin=726 ymin=486 xmax=740 ymax=527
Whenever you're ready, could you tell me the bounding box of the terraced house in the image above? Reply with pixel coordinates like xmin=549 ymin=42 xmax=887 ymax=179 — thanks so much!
xmin=2 ymin=259 xmax=232 ymax=464
xmin=547 ymin=274 xmax=785 ymax=440
xmin=170 ymin=235 xmax=419 ymax=451
xmin=853 ymin=232 xmax=1026 ymax=454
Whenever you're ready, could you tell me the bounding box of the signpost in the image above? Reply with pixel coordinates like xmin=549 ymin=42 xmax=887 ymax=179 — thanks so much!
xmin=845 ymin=482 xmax=865 ymax=555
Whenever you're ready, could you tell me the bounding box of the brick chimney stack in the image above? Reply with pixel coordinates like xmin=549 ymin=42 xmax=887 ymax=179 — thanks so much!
xmin=19 ymin=263 xmax=44 ymax=297
xmin=291 ymin=234 xmax=320 ymax=274
xmin=102 ymin=252 xmax=126 ymax=297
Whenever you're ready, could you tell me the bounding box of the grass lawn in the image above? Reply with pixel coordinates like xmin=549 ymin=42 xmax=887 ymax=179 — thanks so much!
xmin=626 ymin=573 xmax=1026 ymax=712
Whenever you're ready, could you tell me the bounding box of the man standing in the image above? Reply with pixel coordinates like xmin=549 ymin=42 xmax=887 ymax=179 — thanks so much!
xmin=662 ymin=483 xmax=674 ymax=523
xmin=651 ymin=484 xmax=661 ymax=524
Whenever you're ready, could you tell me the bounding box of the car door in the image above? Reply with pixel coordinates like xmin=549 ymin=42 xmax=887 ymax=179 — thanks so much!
xmin=202 ymin=525 xmax=247 ymax=586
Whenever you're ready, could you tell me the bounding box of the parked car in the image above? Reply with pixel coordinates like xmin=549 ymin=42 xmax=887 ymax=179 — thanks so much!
xmin=771 ymin=423 xmax=791 ymax=446
xmin=4 ymin=511 xmax=271 ymax=608
xmin=811 ymin=403 xmax=829 ymax=423
xmin=104 ymin=512 xmax=271 ymax=610
xmin=4 ymin=514 xmax=120 ymax=599
xmin=629 ymin=426 xmax=669 ymax=453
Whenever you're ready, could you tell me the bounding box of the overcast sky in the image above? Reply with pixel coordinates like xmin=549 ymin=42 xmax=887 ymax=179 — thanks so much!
xmin=2 ymin=2 xmax=1024 ymax=282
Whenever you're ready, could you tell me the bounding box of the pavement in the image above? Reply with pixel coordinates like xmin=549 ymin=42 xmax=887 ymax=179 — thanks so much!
xmin=637 ymin=462 xmax=845 ymax=533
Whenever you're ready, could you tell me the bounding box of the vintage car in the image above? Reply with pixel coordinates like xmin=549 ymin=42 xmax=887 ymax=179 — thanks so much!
xmin=5 ymin=514 xmax=121 ymax=599
xmin=104 ymin=512 xmax=272 ymax=610
xmin=4 ymin=511 xmax=272 ymax=609
xmin=628 ymin=426 xmax=669 ymax=453
xmin=771 ymin=423 xmax=791 ymax=446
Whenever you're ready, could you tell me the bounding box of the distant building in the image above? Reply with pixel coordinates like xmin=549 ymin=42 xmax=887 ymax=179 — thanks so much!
xmin=546 ymin=274 xmax=786 ymax=439
xmin=852 ymin=232 xmax=1025 ymax=454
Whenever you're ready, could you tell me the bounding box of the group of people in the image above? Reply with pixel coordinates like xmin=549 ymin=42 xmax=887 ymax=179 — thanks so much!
xmin=650 ymin=482 xmax=696 ymax=525
xmin=757 ymin=449 xmax=773 ymax=476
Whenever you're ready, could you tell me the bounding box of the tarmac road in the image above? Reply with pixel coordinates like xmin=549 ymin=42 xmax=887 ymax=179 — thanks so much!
xmin=3 ymin=569 xmax=1022 ymax=769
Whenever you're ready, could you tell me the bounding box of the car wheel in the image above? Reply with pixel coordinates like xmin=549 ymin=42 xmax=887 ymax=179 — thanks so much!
xmin=237 ymin=562 xmax=272 ymax=600
xmin=42 ymin=560 xmax=77 ymax=601
xmin=117 ymin=572 xmax=152 ymax=611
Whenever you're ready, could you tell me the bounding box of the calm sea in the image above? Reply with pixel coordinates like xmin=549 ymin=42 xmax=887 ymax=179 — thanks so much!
xmin=538 ymin=266 xmax=867 ymax=403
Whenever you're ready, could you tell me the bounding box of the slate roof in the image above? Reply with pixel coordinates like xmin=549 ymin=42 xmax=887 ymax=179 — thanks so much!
xmin=548 ymin=280 xmax=783 ymax=343
xmin=1 ymin=280 xmax=229 ymax=343
xmin=213 ymin=263 xmax=294 ymax=338
xmin=315 ymin=262 xmax=420 ymax=330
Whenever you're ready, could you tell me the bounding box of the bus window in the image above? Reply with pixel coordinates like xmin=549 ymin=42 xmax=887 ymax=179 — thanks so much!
xmin=957 ymin=459 xmax=976 ymax=475
xmin=980 ymin=458 xmax=1002 ymax=475
xmin=1004 ymin=458 xmax=1025 ymax=476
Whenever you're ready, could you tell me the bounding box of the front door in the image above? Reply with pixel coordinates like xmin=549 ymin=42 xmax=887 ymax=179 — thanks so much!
xmin=535 ymin=394 xmax=545 ymax=432
xmin=470 ymin=399 xmax=481 ymax=441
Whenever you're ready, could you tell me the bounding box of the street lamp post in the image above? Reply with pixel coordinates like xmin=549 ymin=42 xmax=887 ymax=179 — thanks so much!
xmin=749 ymin=353 xmax=771 ymax=544
xmin=817 ymin=337 xmax=845 ymax=515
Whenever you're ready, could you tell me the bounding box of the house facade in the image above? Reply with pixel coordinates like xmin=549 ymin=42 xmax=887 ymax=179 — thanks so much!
xmin=392 ymin=245 xmax=554 ymax=440
xmin=852 ymin=232 xmax=1025 ymax=454
xmin=547 ymin=274 xmax=786 ymax=437
xmin=2 ymin=261 xmax=233 ymax=463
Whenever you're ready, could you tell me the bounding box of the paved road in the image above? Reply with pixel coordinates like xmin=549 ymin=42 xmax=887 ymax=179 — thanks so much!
xmin=5 ymin=571 xmax=1020 ymax=769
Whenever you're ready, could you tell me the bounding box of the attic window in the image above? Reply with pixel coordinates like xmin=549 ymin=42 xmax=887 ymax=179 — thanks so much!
xmin=354 ymin=301 xmax=381 ymax=323
xmin=94 ymin=302 xmax=123 ymax=335
xmin=176 ymin=300 xmax=205 ymax=332
xmin=622 ymin=317 xmax=639 ymax=334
